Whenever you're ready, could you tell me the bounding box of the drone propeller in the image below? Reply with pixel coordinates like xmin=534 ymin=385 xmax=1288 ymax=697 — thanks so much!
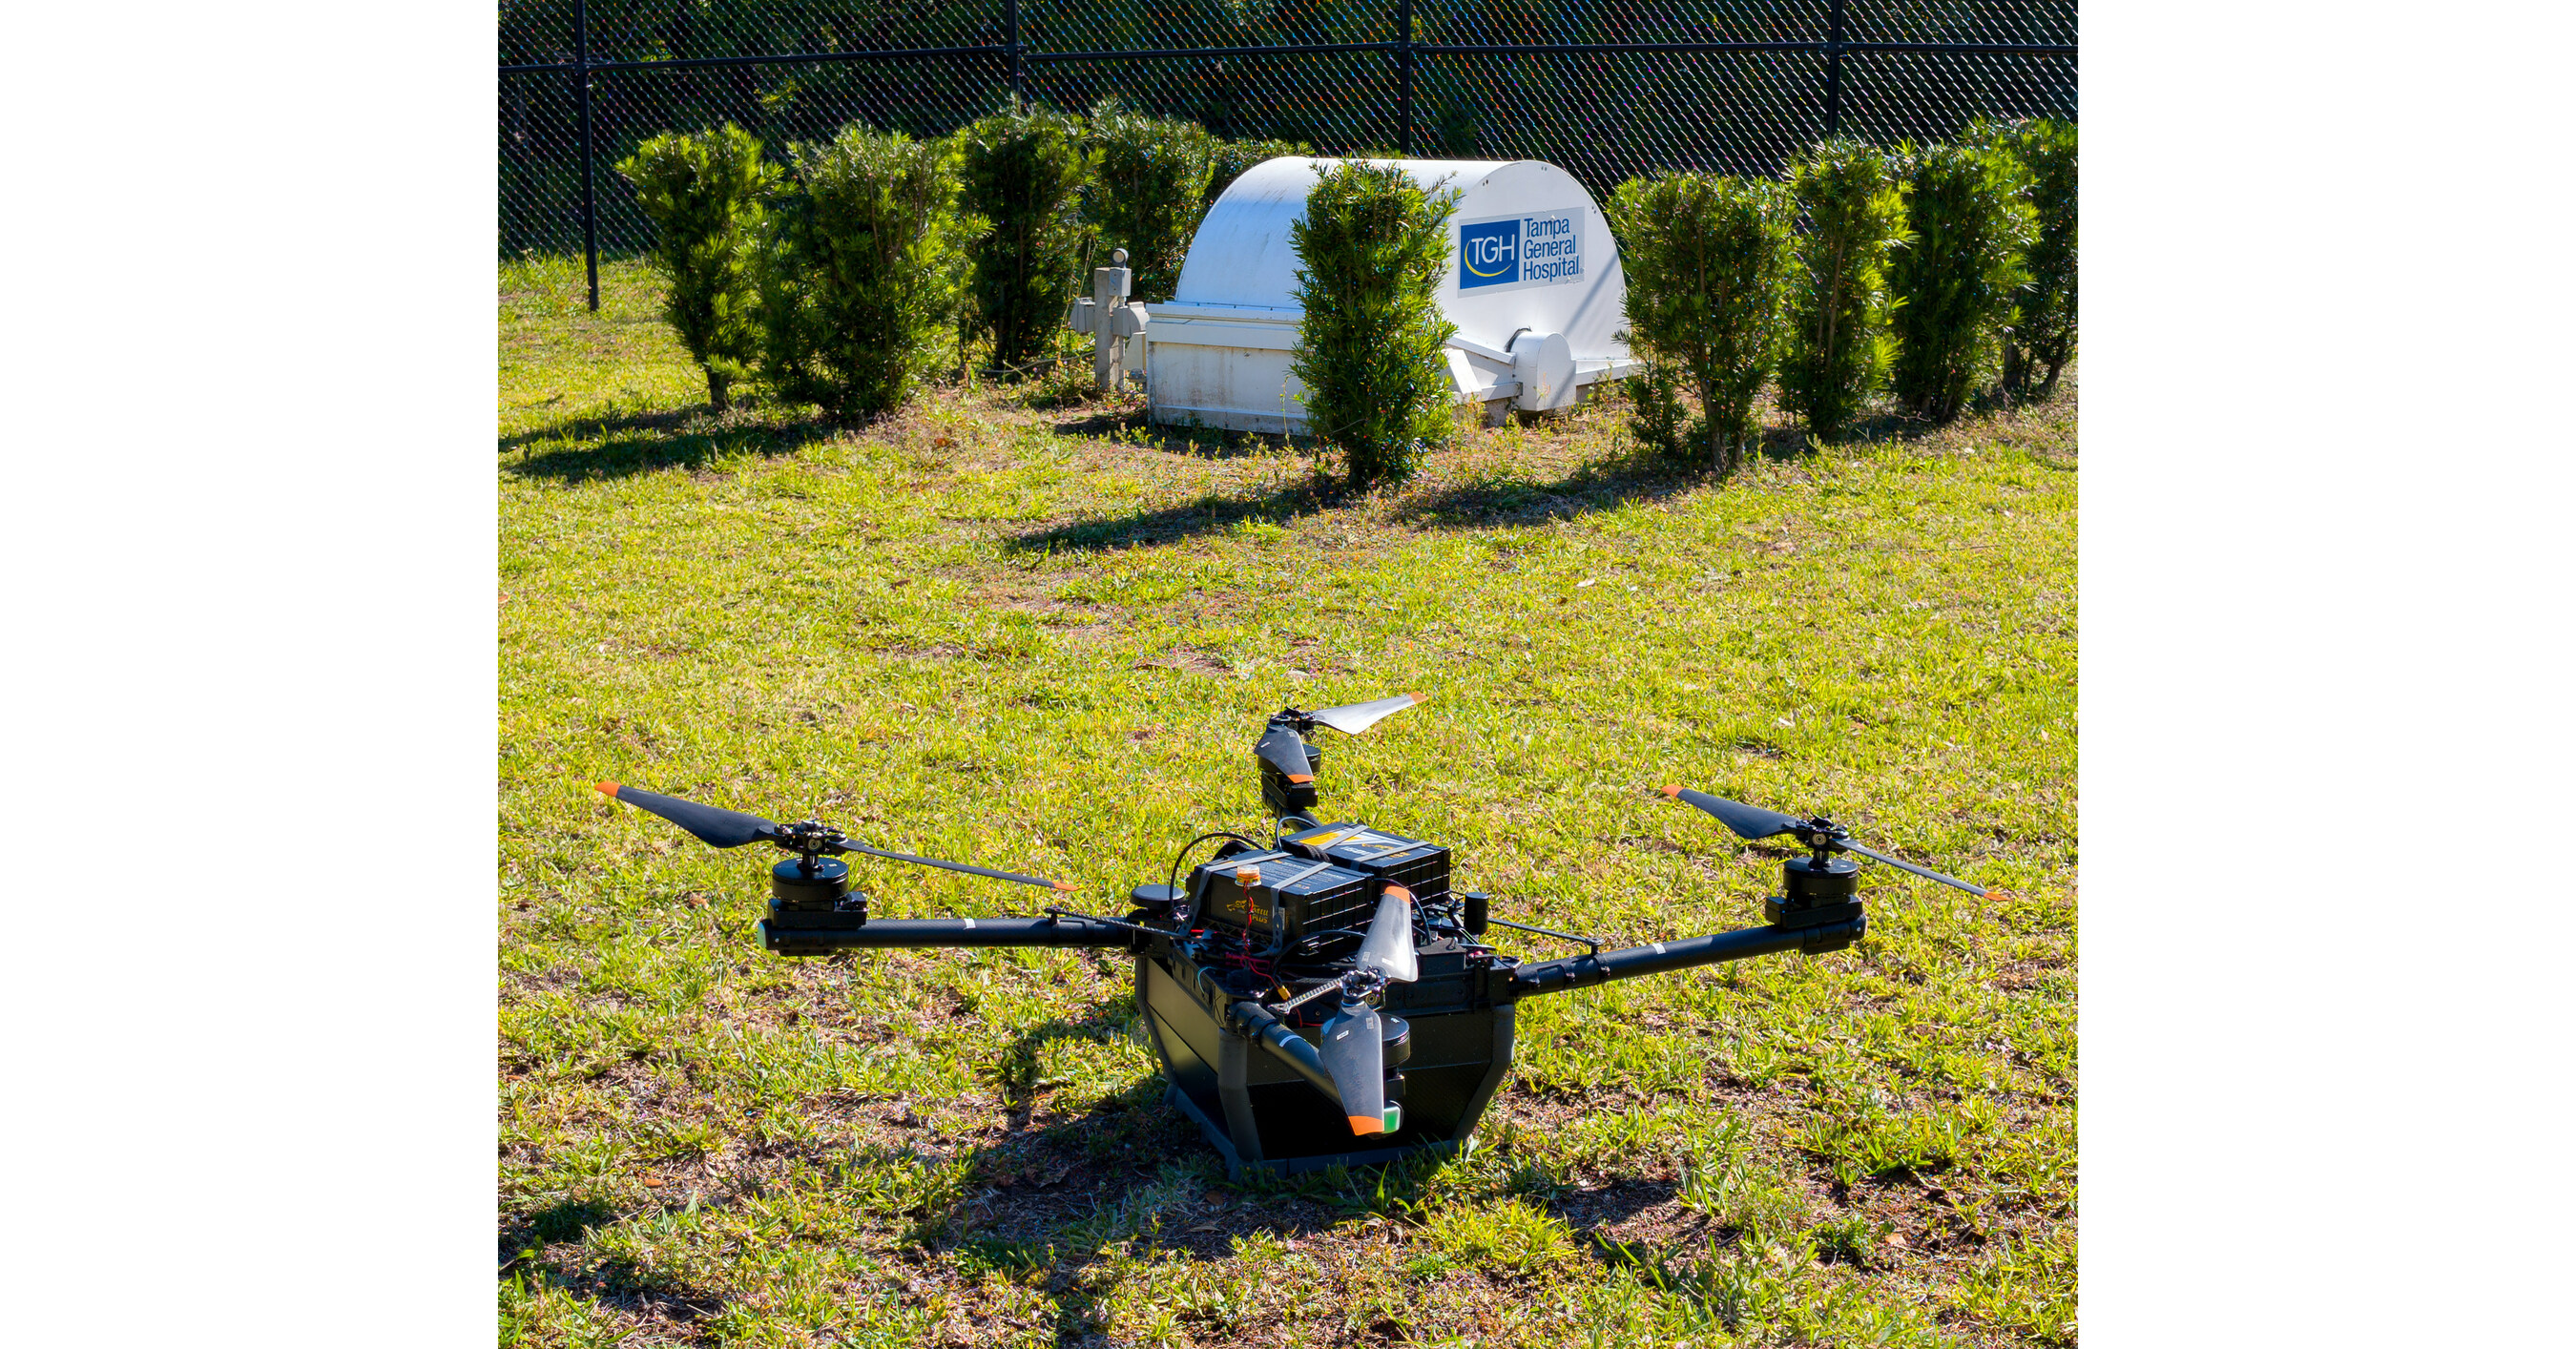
xmin=1317 ymin=883 xmax=1418 ymax=1135
xmin=1319 ymin=1001 xmax=1390 ymax=1135
xmin=1255 ymin=694 xmax=1427 ymax=816
xmin=1254 ymin=721 xmax=1314 ymax=785
xmin=1352 ymin=883 xmax=1420 ymax=985
xmin=1308 ymin=692 xmax=1429 ymax=737
xmin=594 ymin=783 xmax=1073 ymax=891
xmin=595 ymin=782 xmax=779 ymax=847
xmin=1657 ymin=785 xmax=1802 ymax=841
xmin=1657 ymin=784 xmax=1988 ymax=898
xmin=831 ymin=840 xmax=1076 ymax=893
xmin=1831 ymin=840 xmax=1986 ymax=897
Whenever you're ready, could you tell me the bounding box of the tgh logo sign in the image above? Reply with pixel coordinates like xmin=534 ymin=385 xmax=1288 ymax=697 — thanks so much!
xmin=1456 ymin=212 xmax=1583 ymax=292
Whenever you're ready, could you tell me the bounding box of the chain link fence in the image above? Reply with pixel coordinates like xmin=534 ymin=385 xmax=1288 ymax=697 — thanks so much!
xmin=499 ymin=0 xmax=2073 ymax=302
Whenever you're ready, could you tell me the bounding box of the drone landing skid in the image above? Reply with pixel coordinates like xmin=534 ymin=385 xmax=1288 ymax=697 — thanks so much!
xmin=1161 ymin=1085 xmax=1465 ymax=1180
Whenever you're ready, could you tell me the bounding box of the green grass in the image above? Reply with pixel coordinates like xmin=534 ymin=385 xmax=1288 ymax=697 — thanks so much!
xmin=500 ymin=256 xmax=2076 ymax=1348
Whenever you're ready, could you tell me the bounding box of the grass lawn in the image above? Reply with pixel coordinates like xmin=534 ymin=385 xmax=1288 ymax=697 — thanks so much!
xmin=499 ymin=255 xmax=2076 ymax=1348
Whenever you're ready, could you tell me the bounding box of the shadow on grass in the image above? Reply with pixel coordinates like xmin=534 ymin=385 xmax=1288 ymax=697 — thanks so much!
xmin=1007 ymin=475 xmax=1347 ymax=553
xmin=500 ymin=1195 xmax=616 ymax=1260
xmin=916 ymin=999 xmax=1756 ymax=1346
xmin=507 ymin=1245 xmax=732 ymax=1329
xmin=572 ymin=1258 xmax=734 ymax=1328
xmin=1019 ymin=389 xmax=2084 ymax=548
xmin=1828 ymin=407 xmax=1947 ymax=446
xmin=1828 ymin=381 xmax=2075 ymax=446
xmin=1008 ymin=436 xmax=1737 ymax=549
xmin=499 ymin=1194 xmax=741 ymax=1328
xmin=500 ymin=404 xmax=840 ymax=483
xmin=1395 ymin=443 xmax=1718 ymax=529
xmin=1046 ymin=403 xmax=1295 ymax=463
xmin=929 ymin=995 xmax=1470 ymax=1235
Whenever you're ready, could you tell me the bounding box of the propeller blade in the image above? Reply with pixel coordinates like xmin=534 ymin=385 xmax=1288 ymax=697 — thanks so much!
xmin=1319 ymin=1001 xmax=1390 ymax=1136
xmin=1839 ymin=840 xmax=1989 ymax=898
xmin=831 ymin=839 xmax=1075 ymax=892
xmin=1309 ymin=693 xmax=1429 ymax=737
xmin=1354 ymin=884 xmax=1419 ymax=984
xmin=1657 ymin=784 xmax=1804 ymax=841
xmin=1256 ymin=721 xmax=1314 ymax=783
xmin=595 ymin=782 xmax=778 ymax=848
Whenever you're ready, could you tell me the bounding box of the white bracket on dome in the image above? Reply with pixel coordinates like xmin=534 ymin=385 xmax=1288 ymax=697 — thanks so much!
xmin=1509 ymin=331 xmax=1576 ymax=413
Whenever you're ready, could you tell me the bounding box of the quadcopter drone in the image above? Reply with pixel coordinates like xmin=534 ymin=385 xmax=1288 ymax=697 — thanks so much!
xmin=596 ymin=694 xmax=1987 ymax=1176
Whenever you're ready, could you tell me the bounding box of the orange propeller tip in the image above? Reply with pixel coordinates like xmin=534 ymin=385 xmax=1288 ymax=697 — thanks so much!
xmin=1656 ymin=783 xmax=1681 ymax=797
xmin=1054 ymin=881 xmax=1078 ymax=892
xmin=595 ymin=781 xmax=621 ymax=799
xmin=1286 ymin=773 xmax=1314 ymax=784
xmin=1347 ymin=1116 xmax=1386 ymax=1136
xmin=1407 ymin=692 xmax=1431 ymax=703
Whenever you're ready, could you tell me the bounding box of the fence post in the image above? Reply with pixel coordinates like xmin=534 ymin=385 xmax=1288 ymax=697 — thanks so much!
xmin=576 ymin=0 xmax=599 ymax=312
xmin=1396 ymin=0 xmax=1414 ymax=155
xmin=1823 ymin=0 xmax=1845 ymax=137
xmin=1007 ymin=0 xmax=1024 ymax=110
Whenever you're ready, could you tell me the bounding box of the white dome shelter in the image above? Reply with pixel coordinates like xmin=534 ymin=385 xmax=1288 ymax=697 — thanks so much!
xmin=1140 ymin=157 xmax=1635 ymax=434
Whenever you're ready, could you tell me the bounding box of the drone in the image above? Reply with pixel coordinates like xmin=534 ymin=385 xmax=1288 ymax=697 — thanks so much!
xmin=595 ymin=695 xmax=1988 ymax=1176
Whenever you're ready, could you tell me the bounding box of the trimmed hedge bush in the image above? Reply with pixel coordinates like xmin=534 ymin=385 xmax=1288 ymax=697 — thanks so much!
xmin=614 ymin=124 xmax=777 ymax=411
xmin=758 ymin=126 xmax=977 ymax=421
xmin=1083 ymin=103 xmax=1216 ymax=304
xmin=1288 ymin=161 xmax=1459 ymax=489
xmin=956 ymin=107 xmax=1094 ymax=372
xmin=1986 ymin=117 xmax=2078 ymax=400
xmin=1607 ymin=171 xmax=1797 ymax=472
xmin=1620 ymin=358 xmax=1693 ymax=463
xmin=1778 ymin=139 xmax=1909 ymax=443
xmin=1889 ymin=140 xmax=2037 ymax=424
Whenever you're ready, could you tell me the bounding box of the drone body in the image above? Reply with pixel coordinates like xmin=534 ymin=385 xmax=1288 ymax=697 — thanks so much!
xmin=602 ymin=697 xmax=1982 ymax=1178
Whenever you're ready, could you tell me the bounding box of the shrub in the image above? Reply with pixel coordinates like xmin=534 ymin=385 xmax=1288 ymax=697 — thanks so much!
xmin=1888 ymin=140 xmax=2037 ymax=424
xmin=1606 ymin=172 xmax=1797 ymax=472
xmin=1288 ymin=161 xmax=1459 ymax=489
xmin=1205 ymin=136 xmax=1312 ymax=209
xmin=1621 ymin=357 xmax=1693 ymax=460
xmin=955 ymin=107 xmax=1094 ymax=372
xmin=1082 ymin=102 xmax=1216 ymax=303
xmin=758 ymin=126 xmax=976 ymax=420
xmin=1777 ymin=139 xmax=1909 ymax=443
xmin=1986 ymin=117 xmax=2078 ymax=400
xmin=614 ymin=124 xmax=778 ymax=411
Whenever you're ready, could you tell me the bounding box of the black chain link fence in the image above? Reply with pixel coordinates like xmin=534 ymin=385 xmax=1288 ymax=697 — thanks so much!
xmin=499 ymin=0 xmax=2073 ymax=304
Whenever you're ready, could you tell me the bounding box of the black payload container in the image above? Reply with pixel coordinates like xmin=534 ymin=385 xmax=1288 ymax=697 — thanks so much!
xmin=1189 ymin=849 xmax=1376 ymax=952
xmin=1138 ymin=941 xmax=1519 ymax=1177
xmin=1282 ymin=821 xmax=1452 ymax=905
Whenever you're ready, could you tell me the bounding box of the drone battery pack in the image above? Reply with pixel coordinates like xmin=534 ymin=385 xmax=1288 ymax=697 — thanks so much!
xmin=1192 ymin=850 xmax=1375 ymax=947
xmin=1281 ymin=822 xmax=1452 ymax=904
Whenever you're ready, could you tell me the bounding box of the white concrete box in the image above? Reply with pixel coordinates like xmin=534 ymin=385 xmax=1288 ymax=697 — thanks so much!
xmin=1143 ymin=156 xmax=1635 ymax=434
